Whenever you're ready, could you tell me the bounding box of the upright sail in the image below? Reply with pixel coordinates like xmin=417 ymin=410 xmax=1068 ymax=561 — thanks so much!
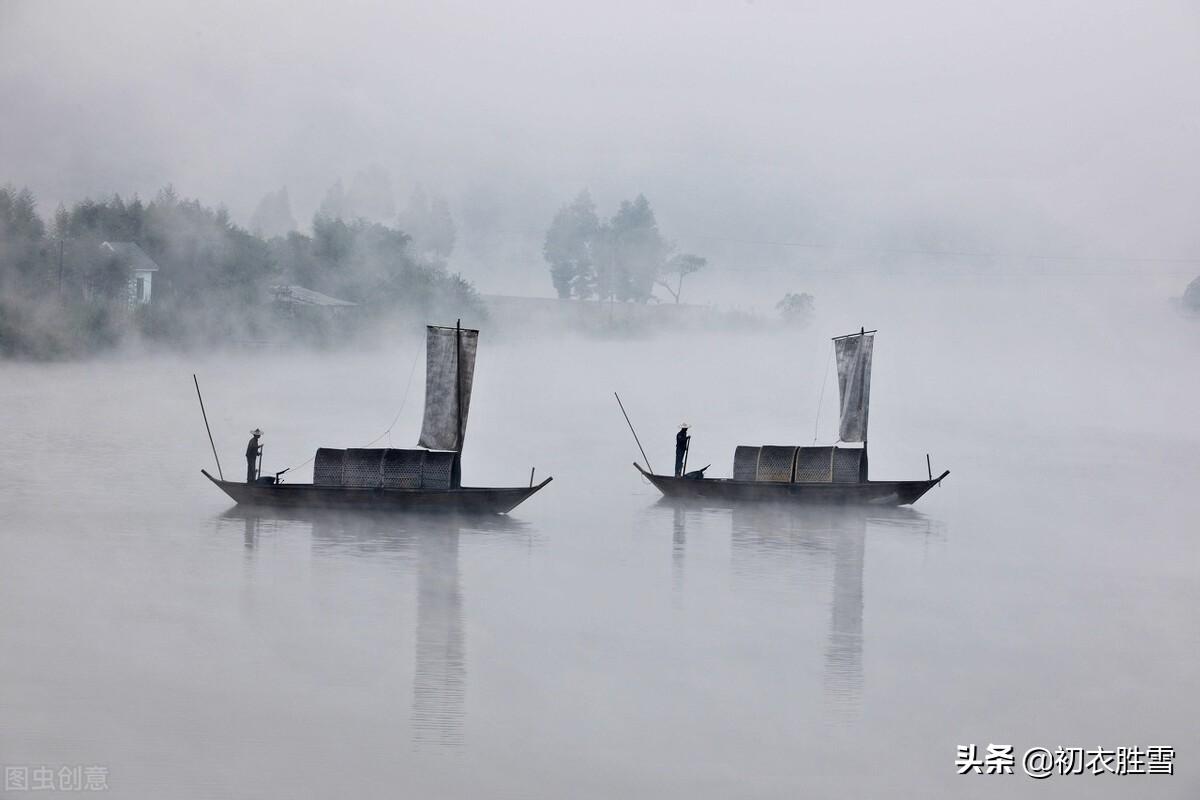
xmin=418 ymin=324 xmax=479 ymax=452
xmin=834 ymin=331 xmax=874 ymax=443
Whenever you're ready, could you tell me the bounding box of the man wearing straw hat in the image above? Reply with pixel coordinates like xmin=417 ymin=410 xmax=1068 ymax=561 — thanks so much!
xmin=246 ymin=429 xmax=263 ymax=484
xmin=675 ymin=423 xmax=690 ymax=477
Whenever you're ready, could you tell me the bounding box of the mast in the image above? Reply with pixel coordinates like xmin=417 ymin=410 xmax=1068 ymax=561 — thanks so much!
xmin=858 ymin=327 xmax=869 ymax=482
xmin=859 ymin=327 xmax=866 ymax=463
xmin=455 ymin=318 xmax=463 ymax=452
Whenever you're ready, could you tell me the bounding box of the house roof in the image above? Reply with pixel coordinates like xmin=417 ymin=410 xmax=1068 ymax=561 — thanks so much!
xmin=269 ymin=285 xmax=357 ymax=307
xmin=101 ymin=241 xmax=159 ymax=272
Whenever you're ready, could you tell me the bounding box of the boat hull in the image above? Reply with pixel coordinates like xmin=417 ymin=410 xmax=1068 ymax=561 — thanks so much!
xmin=634 ymin=463 xmax=946 ymax=507
xmin=203 ymin=470 xmax=551 ymax=515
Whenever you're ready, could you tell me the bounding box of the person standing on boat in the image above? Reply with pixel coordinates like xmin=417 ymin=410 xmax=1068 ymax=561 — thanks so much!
xmin=675 ymin=423 xmax=690 ymax=477
xmin=246 ymin=429 xmax=262 ymax=484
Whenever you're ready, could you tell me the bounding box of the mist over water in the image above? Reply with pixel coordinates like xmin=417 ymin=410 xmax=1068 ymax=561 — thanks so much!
xmin=0 ymin=276 xmax=1195 ymax=798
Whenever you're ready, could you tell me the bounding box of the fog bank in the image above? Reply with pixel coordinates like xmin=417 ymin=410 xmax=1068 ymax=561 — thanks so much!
xmin=4 ymin=0 xmax=1198 ymax=294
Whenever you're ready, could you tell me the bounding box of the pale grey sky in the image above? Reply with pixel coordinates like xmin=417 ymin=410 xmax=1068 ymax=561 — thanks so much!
xmin=2 ymin=0 xmax=1197 ymax=274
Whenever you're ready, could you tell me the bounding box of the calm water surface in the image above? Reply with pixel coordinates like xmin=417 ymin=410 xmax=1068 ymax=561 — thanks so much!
xmin=1 ymin=279 xmax=1196 ymax=798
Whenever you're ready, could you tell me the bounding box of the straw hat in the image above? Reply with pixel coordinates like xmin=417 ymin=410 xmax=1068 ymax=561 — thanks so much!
xmin=251 ymin=428 xmax=263 ymax=437
xmin=680 ymin=422 xmax=689 ymax=429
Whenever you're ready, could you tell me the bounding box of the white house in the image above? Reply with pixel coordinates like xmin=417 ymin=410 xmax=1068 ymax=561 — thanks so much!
xmin=100 ymin=241 xmax=159 ymax=307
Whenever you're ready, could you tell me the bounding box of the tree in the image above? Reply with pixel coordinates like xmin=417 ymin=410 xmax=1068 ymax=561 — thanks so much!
xmin=52 ymin=204 xmax=69 ymax=240
xmin=0 ymin=185 xmax=47 ymax=241
xmin=154 ymin=184 xmax=178 ymax=208
xmin=777 ymin=292 xmax=815 ymax=325
xmin=0 ymin=185 xmax=49 ymax=289
xmin=136 ymin=191 xmax=273 ymax=303
xmin=1183 ymin=275 xmax=1200 ymax=312
xmin=269 ymin=230 xmax=321 ymax=290
xmin=0 ymin=183 xmax=486 ymax=356
xmin=591 ymin=221 xmax=616 ymax=302
xmin=249 ymin=187 xmax=297 ymax=239
xmin=311 ymin=214 xmax=355 ymax=279
xmin=544 ymin=191 xmax=704 ymax=304
xmin=607 ymin=194 xmax=666 ymax=302
xmin=398 ymin=185 xmax=457 ymax=259
xmin=656 ymin=252 xmax=706 ymax=304
xmin=543 ymin=190 xmax=599 ymax=298
xmin=318 ymin=179 xmax=347 ymax=220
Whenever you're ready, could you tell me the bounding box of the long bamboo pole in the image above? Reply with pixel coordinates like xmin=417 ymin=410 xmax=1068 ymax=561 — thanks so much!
xmin=614 ymin=392 xmax=654 ymax=474
xmin=193 ymin=374 xmax=224 ymax=481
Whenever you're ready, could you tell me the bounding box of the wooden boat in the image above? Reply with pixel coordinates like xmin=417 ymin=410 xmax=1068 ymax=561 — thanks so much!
xmin=634 ymin=462 xmax=945 ymax=506
xmin=634 ymin=329 xmax=948 ymax=507
xmin=202 ymin=322 xmax=552 ymax=514
xmin=203 ymin=470 xmax=551 ymax=513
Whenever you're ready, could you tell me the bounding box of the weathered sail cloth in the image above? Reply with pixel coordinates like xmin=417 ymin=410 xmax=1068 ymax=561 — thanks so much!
xmin=835 ymin=333 xmax=874 ymax=443
xmin=418 ymin=325 xmax=478 ymax=452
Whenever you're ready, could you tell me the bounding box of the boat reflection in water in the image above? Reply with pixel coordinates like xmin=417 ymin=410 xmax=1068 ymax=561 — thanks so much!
xmin=671 ymin=504 xmax=688 ymax=597
xmin=217 ymin=507 xmax=528 ymax=748
xmin=411 ymin=524 xmax=465 ymax=747
xmin=667 ymin=500 xmax=940 ymax=718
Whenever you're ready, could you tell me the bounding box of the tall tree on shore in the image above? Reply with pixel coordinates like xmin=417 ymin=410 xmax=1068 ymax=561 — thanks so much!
xmin=0 ymin=186 xmax=46 ymax=242
xmin=543 ymin=190 xmax=599 ymax=299
xmin=0 ymin=185 xmax=49 ymax=289
xmin=607 ymin=194 xmax=665 ymax=302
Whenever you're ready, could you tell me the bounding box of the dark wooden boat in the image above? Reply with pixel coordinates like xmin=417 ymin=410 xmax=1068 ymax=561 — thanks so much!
xmin=634 ymin=462 xmax=946 ymax=506
xmin=635 ymin=328 xmax=949 ymax=507
xmin=201 ymin=322 xmax=552 ymax=515
xmin=203 ymin=468 xmax=552 ymax=513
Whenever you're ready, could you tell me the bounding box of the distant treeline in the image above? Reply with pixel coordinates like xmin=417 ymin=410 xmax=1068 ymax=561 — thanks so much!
xmin=540 ymin=191 xmax=814 ymax=325
xmin=543 ymin=191 xmax=708 ymax=304
xmin=0 ymin=184 xmax=481 ymax=359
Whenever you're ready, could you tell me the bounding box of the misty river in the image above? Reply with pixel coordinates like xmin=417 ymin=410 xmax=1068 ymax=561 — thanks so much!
xmin=0 ymin=276 xmax=1195 ymax=798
